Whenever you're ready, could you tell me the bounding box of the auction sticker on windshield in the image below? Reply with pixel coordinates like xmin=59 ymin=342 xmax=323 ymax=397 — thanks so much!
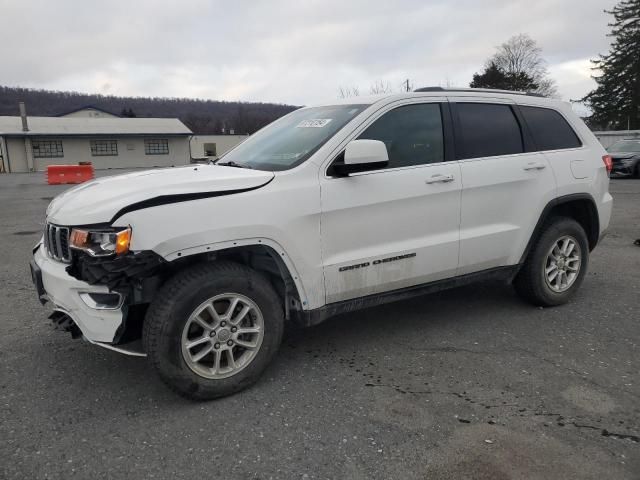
xmin=297 ymin=119 xmax=333 ymax=128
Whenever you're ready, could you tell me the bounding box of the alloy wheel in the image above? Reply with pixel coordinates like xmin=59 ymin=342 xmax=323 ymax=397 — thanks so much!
xmin=181 ymin=293 xmax=264 ymax=379
xmin=543 ymin=235 xmax=582 ymax=293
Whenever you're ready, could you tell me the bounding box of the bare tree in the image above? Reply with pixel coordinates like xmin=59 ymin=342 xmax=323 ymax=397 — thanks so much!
xmin=400 ymin=79 xmax=414 ymax=92
xmin=491 ymin=34 xmax=557 ymax=97
xmin=369 ymin=80 xmax=392 ymax=95
xmin=338 ymin=86 xmax=361 ymax=98
xmin=440 ymin=77 xmax=456 ymax=89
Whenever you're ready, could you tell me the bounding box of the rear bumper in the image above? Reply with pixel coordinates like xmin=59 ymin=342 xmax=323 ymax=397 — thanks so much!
xmin=611 ymin=169 xmax=634 ymax=177
xmin=611 ymin=161 xmax=637 ymax=176
xmin=32 ymin=243 xmax=125 ymax=343
xmin=598 ymin=192 xmax=614 ymax=245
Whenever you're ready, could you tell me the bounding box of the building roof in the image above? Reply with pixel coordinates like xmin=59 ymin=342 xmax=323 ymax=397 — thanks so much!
xmin=56 ymin=105 xmax=120 ymax=117
xmin=0 ymin=116 xmax=192 ymax=137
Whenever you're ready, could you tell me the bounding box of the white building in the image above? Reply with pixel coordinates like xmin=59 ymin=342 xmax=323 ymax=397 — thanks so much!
xmin=0 ymin=114 xmax=192 ymax=173
xmin=593 ymin=130 xmax=640 ymax=149
xmin=189 ymin=134 xmax=248 ymax=160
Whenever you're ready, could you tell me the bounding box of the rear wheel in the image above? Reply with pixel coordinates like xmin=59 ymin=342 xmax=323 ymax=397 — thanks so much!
xmin=514 ymin=217 xmax=589 ymax=306
xmin=143 ymin=262 xmax=284 ymax=400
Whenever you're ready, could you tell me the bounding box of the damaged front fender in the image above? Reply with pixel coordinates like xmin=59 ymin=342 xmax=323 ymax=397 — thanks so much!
xmin=66 ymin=250 xmax=165 ymax=292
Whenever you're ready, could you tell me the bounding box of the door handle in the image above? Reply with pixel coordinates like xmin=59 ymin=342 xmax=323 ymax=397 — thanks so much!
xmin=523 ymin=162 xmax=547 ymax=171
xmin=425 ymin=174 xmax=454 ymax=184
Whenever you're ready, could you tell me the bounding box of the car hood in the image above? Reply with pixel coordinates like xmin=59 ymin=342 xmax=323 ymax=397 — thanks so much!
xmin=46 ymin=165 xmax=274 ymax=226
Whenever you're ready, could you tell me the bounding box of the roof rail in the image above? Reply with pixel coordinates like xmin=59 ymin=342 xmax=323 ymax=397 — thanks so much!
xmin=413 ymin=86 xmax=545 ymax=98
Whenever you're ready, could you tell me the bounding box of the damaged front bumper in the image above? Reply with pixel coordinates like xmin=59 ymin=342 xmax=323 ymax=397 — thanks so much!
xmin=31 ymin=243 xmax=160 ymax=356
xmin=33 ymin=243 xmax=126 ymax=342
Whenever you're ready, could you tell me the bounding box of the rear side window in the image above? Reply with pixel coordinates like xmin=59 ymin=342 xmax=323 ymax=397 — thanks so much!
xmin=456 ymin=103 xmax=523 ymax=159
xmin=357 ymin=103 xmax=444 ymax=168
xmin=520 ymin=106 xmax=582 ymax=151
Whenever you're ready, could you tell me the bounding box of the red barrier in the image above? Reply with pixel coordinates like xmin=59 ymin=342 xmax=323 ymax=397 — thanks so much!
xmin=46 ymin=164 xmax=94 ymax=185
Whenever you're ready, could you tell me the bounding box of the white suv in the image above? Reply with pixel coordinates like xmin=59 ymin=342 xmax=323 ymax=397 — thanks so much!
xmin=30 ymin=88 xmax=613 ymax=399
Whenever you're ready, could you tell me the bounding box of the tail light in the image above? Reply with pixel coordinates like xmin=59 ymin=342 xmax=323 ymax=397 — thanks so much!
xmin=602 ymin=155 xmax=613 ymax=175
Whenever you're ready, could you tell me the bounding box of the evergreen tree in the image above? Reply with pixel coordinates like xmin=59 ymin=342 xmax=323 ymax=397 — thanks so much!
xmin=470 ymin=61 xmax=539 ymax=92
xmin=583 ymin=0 xmax=640 ymax=130
xmin=120 ymin=107 xmax=137 ymax=117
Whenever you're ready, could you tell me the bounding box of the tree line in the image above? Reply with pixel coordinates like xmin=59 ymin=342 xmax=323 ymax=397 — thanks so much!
xmin=0 ymin=86 xmax=298 ymax=135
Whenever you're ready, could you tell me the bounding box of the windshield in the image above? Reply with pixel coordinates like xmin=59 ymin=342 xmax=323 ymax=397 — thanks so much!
xmin=219 ymin=104 xmax=367 ymax=171
xmin=608 ymin=140 xmax=640 ymax=153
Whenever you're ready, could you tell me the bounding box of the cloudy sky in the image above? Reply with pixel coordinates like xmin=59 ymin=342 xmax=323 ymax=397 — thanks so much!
xmin=0 ymin=0 xmax=617 ymax=109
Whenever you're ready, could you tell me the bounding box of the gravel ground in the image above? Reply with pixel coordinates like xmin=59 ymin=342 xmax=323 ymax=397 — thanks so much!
xmin=1 ymin=170 xmax=638 ymax=479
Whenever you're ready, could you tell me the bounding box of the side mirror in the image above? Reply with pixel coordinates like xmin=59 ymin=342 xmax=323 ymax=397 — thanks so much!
xmin=331 ymin=139 xmax=389 ymax=176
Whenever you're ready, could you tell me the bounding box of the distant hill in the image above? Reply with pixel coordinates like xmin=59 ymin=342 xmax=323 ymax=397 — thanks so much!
xmin=0 ymin=85 xmax=298 ymax=135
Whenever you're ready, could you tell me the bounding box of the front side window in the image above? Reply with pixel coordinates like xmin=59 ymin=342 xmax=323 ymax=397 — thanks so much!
xmin=32 ymin=140 xmax=63 ymax=158
xmin=90 ymin=139 xmax=118 ymax=156
xmin=456 ymin=103 xmax=523 ymax=159
xmin=520 ymin=106 xmax=582 ymax=151
xmin=357 ymin=103 xmax=444 ymax=168
xmin=219 ymin=105 xmax=366 ymax=171
xmin=145 ymin=138 xmax=169 ymax=155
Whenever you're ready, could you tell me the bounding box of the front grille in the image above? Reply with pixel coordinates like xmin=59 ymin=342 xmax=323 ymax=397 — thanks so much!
xmin=44 ymin=223 xmax=72 ymax=263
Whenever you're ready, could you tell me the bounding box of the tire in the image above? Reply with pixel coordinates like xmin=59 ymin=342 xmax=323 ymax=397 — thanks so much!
xmin=514 ymin=217 xmax=589 ymax=307
xmin=143 ymin=261 xmax=284 ymax=400
xmin=635 ymin=163 xmax=640 ymax=179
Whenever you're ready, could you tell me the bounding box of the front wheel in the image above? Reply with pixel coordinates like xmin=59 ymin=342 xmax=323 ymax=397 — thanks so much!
xmin=143 ymin=262 xmax=284 ymax=400
xmin=514 ymin=217 xmax=589 ymax=306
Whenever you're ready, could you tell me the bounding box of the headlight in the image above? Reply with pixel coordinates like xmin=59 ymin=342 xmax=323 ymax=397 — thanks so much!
xmin=69 ymin=226 xmax=132 ymax=257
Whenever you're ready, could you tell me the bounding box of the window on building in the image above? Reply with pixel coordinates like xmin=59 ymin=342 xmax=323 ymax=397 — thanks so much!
xmin=357 ymin=103 xmax=445 ymax=168
xmin=520 ymin=106 xmax=582 ymax=151
xmin=456 ymin=103 xmax=524 ymax=159
xmin=204 ymin=143 xmax=217 ymax=156
xmin=90 ymin=139 xmax=118 ymax=156
xmin=144 ymin=138 xmax=169 ymax=155
xmin=32 ymin=140 xmax=64 ymax=158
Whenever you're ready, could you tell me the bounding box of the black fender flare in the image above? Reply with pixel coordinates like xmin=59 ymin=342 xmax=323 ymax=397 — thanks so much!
xmin=519 ymin=193 xmax=600 ymax=265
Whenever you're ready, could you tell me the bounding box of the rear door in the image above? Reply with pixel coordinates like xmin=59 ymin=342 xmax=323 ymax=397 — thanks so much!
xmin=320 ymin=100 xmax=461 ymax=303
xmin=451 ymin=99 xmax=557 ymax=274
xmin=518 ymin=104 xmax=591 ymax=187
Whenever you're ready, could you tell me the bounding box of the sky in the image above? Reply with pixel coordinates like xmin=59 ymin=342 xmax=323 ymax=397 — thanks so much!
xmin=0 ymin=0 xmax=618 ymax=111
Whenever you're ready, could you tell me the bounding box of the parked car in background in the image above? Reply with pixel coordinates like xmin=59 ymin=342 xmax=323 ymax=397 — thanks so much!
xmin=608 ymin=139 xmax=640 ymax=178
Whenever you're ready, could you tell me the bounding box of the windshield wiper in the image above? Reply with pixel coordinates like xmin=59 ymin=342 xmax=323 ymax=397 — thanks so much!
xmin=216 ymin=160 xmax=253 ymax=169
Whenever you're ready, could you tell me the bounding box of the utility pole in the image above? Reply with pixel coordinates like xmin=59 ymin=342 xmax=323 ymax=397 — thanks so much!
xmin=404 ymin=79 xmax=411 ymax=92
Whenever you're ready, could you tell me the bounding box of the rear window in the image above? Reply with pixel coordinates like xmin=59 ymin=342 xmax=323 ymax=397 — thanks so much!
xmin=520 ymin=106 xmax=582 ymax=151
xmin=456 ymin=103 xmax=523 ymax=159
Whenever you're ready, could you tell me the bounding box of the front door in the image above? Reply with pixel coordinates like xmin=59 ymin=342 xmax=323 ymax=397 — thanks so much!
xmin=320 ymin=102 xmax=461 ymax=304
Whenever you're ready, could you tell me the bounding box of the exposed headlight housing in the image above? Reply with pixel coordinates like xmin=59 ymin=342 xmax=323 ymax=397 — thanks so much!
xmin=69 ymin=226 xmax=131 ymax=257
